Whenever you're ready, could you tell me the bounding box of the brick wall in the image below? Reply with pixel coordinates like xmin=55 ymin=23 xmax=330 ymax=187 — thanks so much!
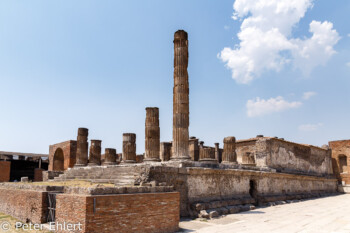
xmin=0 ymin=188 xmax=48 ymax=223
xmin=56 ymin=192 xmax=180 ymax=233
xmin=49 ymin=140 xmax=77 ymax=171
xmin=34 ymin=168 xmax=45 ymax=182
xmin=329 ymin=140 xmax=350 ymax=184
xmin=0 ymin=161 xmax=11 ymax=182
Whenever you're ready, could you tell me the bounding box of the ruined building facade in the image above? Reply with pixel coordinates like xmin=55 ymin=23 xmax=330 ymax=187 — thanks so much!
xmin=34 ymin=30 xmax=340 ymax=231
xmin=329 ymin=140 xmax=350 ymax=185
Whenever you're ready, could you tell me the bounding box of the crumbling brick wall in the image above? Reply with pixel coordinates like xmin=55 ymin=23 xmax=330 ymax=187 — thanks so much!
xmin=49 ymin=140 xmax=77 ymax=171
xmin=55 ymin=192 xmax=180 ymax=233
xmin=329 ymin=140 xmax=350 ymax=185
xmin=0 ymin=161 xmax=11 ymax=182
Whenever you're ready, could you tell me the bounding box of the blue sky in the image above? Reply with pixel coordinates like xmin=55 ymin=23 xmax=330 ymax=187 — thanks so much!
xmin=0 ymin=0 xmax=349 ymax=154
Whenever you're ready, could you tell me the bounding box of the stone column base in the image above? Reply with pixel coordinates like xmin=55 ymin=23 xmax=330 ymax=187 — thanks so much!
xmin=144 ymin=158 xmax=161 ymax=162
xmin=88 ymin=163 xmax=100 ymax=166
xmin=199 ymin=159 xmax=218 ymax=164
xmin=221 ymin=161 xmax=238 ymax=164
xmin=170 ymin=156 xmax=191 ymax=161
xmin=123 ymin=160 xmax=136 ymax=163
xmin=102 ymin=162 xmax=117 ymax=166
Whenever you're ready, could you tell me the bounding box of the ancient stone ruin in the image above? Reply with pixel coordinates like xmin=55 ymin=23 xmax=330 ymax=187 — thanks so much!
xmin=0 ymin=30 xmax=345 ymax=233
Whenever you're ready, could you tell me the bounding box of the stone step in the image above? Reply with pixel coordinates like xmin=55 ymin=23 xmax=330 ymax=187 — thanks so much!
xmin=51 ymin=166 xmax=141 ymax=183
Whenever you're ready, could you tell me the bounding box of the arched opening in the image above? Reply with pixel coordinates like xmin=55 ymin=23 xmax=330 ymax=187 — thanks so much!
xmin=53 ymin=148 xmax=64 ymax=171
xmin=339 ymin=155 xmax=348 ymax=173
xmin=249 ymin=180 xmax=258 ymax=204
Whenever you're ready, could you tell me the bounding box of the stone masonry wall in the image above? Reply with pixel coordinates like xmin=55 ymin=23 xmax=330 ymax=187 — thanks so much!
xmin=236 ymin=140 xmax=256 ymax=164
xmin=236 ymin=137 xmax=333 ymax=176
xmin=0 ymin=187 xmax=48 ymax=223
xmin=268 ymin=139 xmax=332 ymax=175
xmin=56 ymin=192 xmax=180 ymax=233
xmin=149 ymin=166 xmax=337 ymax=216
xmin=0 ymin=161 xmax=11 ymax=182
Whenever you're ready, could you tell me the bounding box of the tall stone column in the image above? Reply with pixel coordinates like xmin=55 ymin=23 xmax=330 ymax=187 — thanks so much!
xmin=103 ymin=148 xmax=117 ymax=165
xmin=171 ymin=30 xmax=191 ymax=161
xmin=123 ymin=133 xmax=136 ymax=163
xmin=75 ymin=128 xmax=89 ymax=167
xmin=144 ymin=107 xmax=161 ymax=162
xmin=88 ymin=140 xmax=102 ymax=166
xmin=222 ymin=137 xmax=237 ymax=164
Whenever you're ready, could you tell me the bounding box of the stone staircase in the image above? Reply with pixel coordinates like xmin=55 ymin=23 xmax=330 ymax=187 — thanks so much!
xmin=53 ymin=166 xmax=142 ymax=186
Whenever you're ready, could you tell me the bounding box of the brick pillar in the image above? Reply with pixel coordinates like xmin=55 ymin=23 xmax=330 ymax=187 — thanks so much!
xmin=199 ymin=147 xmax=217 ymax=163
xmin=75 ymin=128 xmax=89 ymax=167
xmin=0 ymin=161 xmax=11 ymax=182
xmin=171 ymin=30 xmax=191 ymax=161
xmin=222 ymin=136 xmax=237 ymax=164
xmin=103 ymin=148 xmax=117 ymax=165
xmin=144 ymin=107 xmax=161 ymax=162
xmin=160 ymin=142 xmax=172 ymax=161
xmin=123 ymin=133 xmax=136 ymax=163
xmin=88 ymin=140 xmax=102 ymax=166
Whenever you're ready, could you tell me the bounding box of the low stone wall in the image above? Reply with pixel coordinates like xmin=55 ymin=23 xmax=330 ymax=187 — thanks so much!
xmin=149 ymin=166 xmax=338 ymax=216
xmin=0 ymin=161 xmax=10 ymax=182
xmin=0 ymin=187 xmax=48 ymax=223
xmin=56 ymin=192 xmax=180 ymax=233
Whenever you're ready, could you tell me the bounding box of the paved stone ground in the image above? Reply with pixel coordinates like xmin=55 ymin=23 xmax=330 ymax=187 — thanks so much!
xmin=179 ymin=194 xmax=350 ymax=233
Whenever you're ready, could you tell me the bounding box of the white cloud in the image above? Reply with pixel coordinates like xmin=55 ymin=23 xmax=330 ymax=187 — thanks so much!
xmin=346 ymin=62 xmax=350 ymax=67
xmin=224 ymin=25 xmax=230 ymax=30
xmin=219 ymin=0 xmax=340 ymax=84
xmin=246 ymin=96 xmax=302 ymax=117
xmin=348 ymin=33 xmax=350 ymax=37
xmin=302 ymin=91 xmax=317 ymax=100
xmin=298 ymin=123 xmax=323 ymax=132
